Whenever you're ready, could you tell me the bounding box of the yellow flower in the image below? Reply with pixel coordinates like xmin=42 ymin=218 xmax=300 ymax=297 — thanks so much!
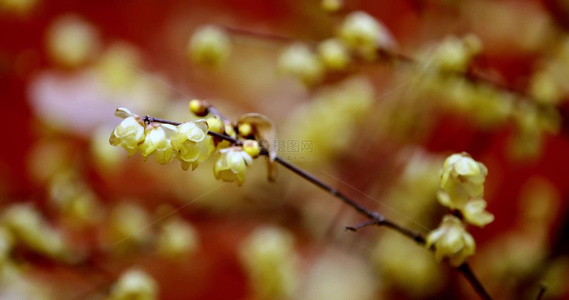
xmin=155 ymin=218 xmax=199 ymax=259
xmin=278 ymin=43 xmax=324 ymax=85
xmin=426 ymin=215 xmax=475 ymax=266
xmin=337 ymin=11 xmax=393 ymax=58
xmin=140 ymin=125 xmax=176 ymax=165
xmin=239 ymin=226 xmax=299 ymax=298
xmin=188 ymin=25 xmax=231 ymax=67
xmin=171 ymin=121 xmax=215 ymax=171
xmin=439 ymin=153 xmax=487 ymax=208
xmin=46 ymin=15 xmax=99 ymax=68
xmin=463 ymin=199 xmax=494 ymax=227
xmin=321 ymin=0 xmax=342 ymax=12
xmin=242 ymin=140 xmax=261 ymax=158
xmin=213 ymin=147 xmax=253 ymax=186
xmin=110 ymin=107 xmax=146 ymax=157
xmin=110 ymin=268 xmax=158 ymax=300
xmin=317 ymin=38 xmax=351 ymax=71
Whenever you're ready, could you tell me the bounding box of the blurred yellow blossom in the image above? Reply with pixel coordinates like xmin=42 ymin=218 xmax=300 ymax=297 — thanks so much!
xmin=317 ymin=38 xmax=351 ymax=71
xmin=46 ymin=15 xmax=99 ymax=68
xmin=337 ymin=11 xmax=393 ymax=58
xmin=155 ymin=218 xmax=199 ymax=259
xmin=240 ymin=226 xmax=299 ymax=298
xmin=110 ymin=268 xmax=158 ymax=300
xmin=188 ymin=25 xmax=231 ymax=67
xmin=278 ymin=43 xmax=324 ymax=85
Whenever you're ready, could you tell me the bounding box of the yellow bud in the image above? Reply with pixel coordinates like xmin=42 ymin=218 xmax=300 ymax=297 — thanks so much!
xmin=188 ymin=25 xmax=231 ymax=67
xmin=238 ymin=122 xmax=253 ymax=137
xmin=243 ymin=140 xmax=260 ymax=158
xmin=206 ymin=117 xmax=224 ymax=134
xmin=189 ymin=99 xmax=209 ymax=117
xmin=321 ymin=0 xmax=342 ymax=12
xmin=224 ymin=122 xmax=237 ymax=137
xmin=317 ymin=38 xmax=351 ymax=71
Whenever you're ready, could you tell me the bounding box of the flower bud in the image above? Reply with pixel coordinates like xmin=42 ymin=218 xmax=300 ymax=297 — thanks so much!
xmin=238 ymin=122 xmax=253 ymax=137
xmin=243 ymin=140 xmax=261 ymax=158
xmin=206 ymin=117 xmax=224 ymax=134
xmin=189 ymin=99 xmax=209 ymax=117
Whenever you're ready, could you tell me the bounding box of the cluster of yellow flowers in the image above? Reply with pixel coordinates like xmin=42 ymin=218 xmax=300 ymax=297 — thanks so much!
xmin=110 ymin=102 xmax=263 ymax=186
xmin=426 ymin=153 xmax=493 ymax=266
xmin=277 ymin=11 xmax=393 ymax=85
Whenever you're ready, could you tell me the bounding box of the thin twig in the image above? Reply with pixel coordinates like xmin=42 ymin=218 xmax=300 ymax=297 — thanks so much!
xmin=536 ymin=284 xmax=547 ymax=300
xmin=143 ymin=114 xmax=492 ymax=300
xmin=345 ymin=219 xmax=379 ymax=232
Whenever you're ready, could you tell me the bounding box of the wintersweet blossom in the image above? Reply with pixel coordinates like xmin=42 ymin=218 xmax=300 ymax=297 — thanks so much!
xmin=140 ymin=124 xmax=176 ymax=165
xmin=171 ymin=121 xmax=215 ymax=171
xmin=109 ymin=107 xmax=146 ymax=156
xmin=439 ymin=152 xmax=488 ymax=209
xmin=213 ymin=147 xmax=253 ymax=186
xmin=426 ymin=215 xmax=475 ymax=266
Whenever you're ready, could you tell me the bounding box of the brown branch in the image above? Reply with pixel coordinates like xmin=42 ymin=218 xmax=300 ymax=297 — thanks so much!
xmin=142 ymin=114 xmax=492 ymax=300
xmin=536 ymin=284 xmax=547 ymax=300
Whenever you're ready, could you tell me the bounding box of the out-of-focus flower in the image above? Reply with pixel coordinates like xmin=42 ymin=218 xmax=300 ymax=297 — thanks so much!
xmin=106 ymin=202 xmax=151 ymax=252
xmin=278 ymin=43 xmax=324 ymax=85
xmin=1 ymin=204 xmax=70 ymax=260
xmin=321 ymin=0 xmax=342 ymax=12
xmin=286 ymin=76 xmax=373 ymax=162
xmin=213 ymin=147 xmax=253 ymax=186
xmin=95 ymin=42 xmax=142 ymax=90
xmin=422 ymin=35 xmax=482 ymax=72
xmin=300 ymin=249 xmax=376 ymax=300
xmin=317 ymin=38 xmax=351 ymax=71
xmin=48 ymin=170 xmax=102 ymax=227
xmin=171 ymin=121 xmax=215 ymax=171
xmin=240 ymin=226 xmax=299 ymax=298
xmin=439 ymin=152 xmax=487 ymax=208
xmin=337 ymin=11 xmax=394 ymax=58
xmin=188 ymin=25 xmax=231 ymax=67
xmin=373 ymin=231 xmax=445 ymax=297
xmin=46 ymin=15 xmax=99 ymax=68
xmin=110 ymin=107 xmax=146 ymax=157
xmin=0 ymin=0 xmax=37 ymax=15
xmin=155 ymin=218 xmax=199 ymax=259
xmin=110 ymin=268 xmax=158 ymax=300
xmin=426 ymin=215 xmax=475 ymax=266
